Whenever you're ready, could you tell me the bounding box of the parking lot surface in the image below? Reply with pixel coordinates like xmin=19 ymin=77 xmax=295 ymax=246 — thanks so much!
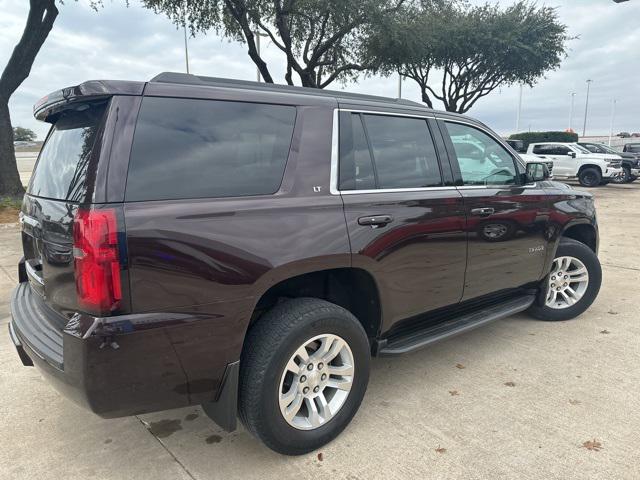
xmin=1 ymin=183 xmax=639 ymax=480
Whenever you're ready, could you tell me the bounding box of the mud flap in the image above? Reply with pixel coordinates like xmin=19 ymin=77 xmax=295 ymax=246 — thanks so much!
xmin=201 ymin=360 xmax=239 ymax=432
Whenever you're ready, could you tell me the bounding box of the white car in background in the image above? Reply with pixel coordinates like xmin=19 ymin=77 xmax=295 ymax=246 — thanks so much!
xmin=519 ymin=153 xmax=554 ymax=178
xmin=527 ymin=142 xmax=623 ymax=187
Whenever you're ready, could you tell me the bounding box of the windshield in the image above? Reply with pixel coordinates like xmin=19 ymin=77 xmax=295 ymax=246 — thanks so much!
xmin=28 ymin=102 xmax=107 ymax=201
xmin=599 ymin=144 xmax=618 ymax=154
xmin=573 ymin=144 xmax=591 ymax=154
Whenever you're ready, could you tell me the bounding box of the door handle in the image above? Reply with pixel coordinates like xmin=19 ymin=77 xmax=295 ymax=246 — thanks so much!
xmin=358 ymin=215 xmax=394 ymax=228
xmin=470 ymin=207 xmax=495 ymax=216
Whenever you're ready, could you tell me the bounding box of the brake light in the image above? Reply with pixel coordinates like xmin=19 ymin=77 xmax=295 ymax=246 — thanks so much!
xmin=73 ymin=208 xmax=122 ymax=314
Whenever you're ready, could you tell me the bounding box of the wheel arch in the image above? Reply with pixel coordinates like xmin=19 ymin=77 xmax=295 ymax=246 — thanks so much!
xmin=248 ymin=267 xmax=383 ymax=342
xmin=577 ymin=164 xmax=603 ymax=176
xmin=562 ymin=222 xmax=598 ymax=253
xmin=543 ymin=221 xmax=598 ymax=277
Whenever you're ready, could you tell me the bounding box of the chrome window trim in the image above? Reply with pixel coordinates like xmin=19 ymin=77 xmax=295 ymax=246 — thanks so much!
xmin=341 ymin=186 xmax=457 ymax=195
xmin=329 ymin=108 xmax=538 ymax=195
xmin=330 ymin=108 xmax=447 ymax=195
xmin=329 ymin=108 xmax=340 ymax=195
xmin=339 ymin=108 xmax=437 ymax=120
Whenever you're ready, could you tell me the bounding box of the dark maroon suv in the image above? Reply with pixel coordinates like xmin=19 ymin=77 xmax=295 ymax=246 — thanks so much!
xmin=9 ymin=73 xmax=602 ymax=455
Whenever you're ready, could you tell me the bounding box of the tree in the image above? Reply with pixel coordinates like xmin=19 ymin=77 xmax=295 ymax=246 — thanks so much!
xmin=13 ymin=126 xmax=37 ymax=142
xmin=143 ymin=0 xmax=404 ymax=88
xmin=0 ymin=0 xmax=58 ymax=198
xmin=369 ymin=1 xmax=570 ymax=113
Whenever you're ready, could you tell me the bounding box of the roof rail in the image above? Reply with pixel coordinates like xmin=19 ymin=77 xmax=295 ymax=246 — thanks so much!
xmin=149 ymin=72 xmax=427 ymax=109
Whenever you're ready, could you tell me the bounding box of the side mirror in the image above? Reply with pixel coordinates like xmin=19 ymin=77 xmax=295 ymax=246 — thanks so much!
xmin=568 ymin=151 xmax=577 ymax=158
xmin=526 ymin=162 xmax=550 ymax=182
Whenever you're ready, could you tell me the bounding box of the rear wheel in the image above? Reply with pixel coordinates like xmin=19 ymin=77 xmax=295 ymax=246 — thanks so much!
xmin=578 ymin=167 xmax=602 ymax=187
xmin=238 ymin=298 xmax=370 ymax=455
xmin=527 ymin=238 xmax=601 ymax=321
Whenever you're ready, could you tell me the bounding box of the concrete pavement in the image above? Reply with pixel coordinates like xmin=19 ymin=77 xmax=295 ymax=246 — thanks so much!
xmin=1 ymin=184 xmax=639 ymax=479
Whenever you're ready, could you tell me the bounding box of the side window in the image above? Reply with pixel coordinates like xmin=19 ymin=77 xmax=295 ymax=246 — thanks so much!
xmin=338 ymin=113 xmax=376 ymax=190
xmin=555 ymin=146 xmax=571 ymax=155
xmin=444 ymin=122 xmax=518 ymax=186
xmin=126 ymin=97 xmax=296 ymax=201
xmin=338 ymin=113 xmax=442 ymax=190
xmin=363 ymin=114 xmax=441 ymax=189
xmin=533 ymin=144 xmax=553 ymax=155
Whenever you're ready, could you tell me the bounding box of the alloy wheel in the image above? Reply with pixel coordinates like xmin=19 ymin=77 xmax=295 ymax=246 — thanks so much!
xmin=278 ymin=334 xmax=354 ymax=430
xmin=546 ymin=256 xmax=590 ymax=309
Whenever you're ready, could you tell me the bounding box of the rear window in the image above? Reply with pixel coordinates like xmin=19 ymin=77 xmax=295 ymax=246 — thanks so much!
xmin=125 ymin=97 xmax=297 ymax=201
xmin=28 ymin=102 xmax=107 ymax=201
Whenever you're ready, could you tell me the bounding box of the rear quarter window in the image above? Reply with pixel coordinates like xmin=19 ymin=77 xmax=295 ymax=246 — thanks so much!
xmin=28 ymin=102 xmax=107 ymax=201
xmin=125 ymin=97 xmax=297 ymax=201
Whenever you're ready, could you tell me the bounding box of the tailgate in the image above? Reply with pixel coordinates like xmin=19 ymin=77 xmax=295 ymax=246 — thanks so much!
xmin=21 ymin=100 xmax=110 ymax=321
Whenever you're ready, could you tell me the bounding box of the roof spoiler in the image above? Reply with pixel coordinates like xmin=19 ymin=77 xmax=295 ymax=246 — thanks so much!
xmin=33 ymin=80 xmax=144 ymax=122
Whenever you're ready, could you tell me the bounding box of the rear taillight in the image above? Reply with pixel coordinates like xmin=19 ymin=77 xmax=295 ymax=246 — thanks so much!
xmin=73 ymin=208 xmax=122 ymax=315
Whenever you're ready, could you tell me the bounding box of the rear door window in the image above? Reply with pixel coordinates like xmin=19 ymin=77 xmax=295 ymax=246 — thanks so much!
xmin=338 ymin=112 xmax=442 ymax=190
xmin=28 ymin=102 xmax=107 ymax=201
xmin=126 ymin=97 xmax=297 ymax=201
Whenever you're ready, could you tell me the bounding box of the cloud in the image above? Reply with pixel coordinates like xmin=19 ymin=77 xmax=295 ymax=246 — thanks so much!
xmin=2 ymin=0 xmax=639 ymax=139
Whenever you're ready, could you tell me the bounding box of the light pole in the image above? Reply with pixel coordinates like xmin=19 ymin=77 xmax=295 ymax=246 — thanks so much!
xmin=568 ymin=92 xmax=576 ymax=131
xmin=182 ymin=3 xmax=190 ymax=74
xmin=398 ymin=73 xmax=403 ymax=98
xmin=582 ymin=79 xmax=593 ymax=138
xmin=183 ymin=23 xmax=190 ymax=74
xmin=254 ymin=30 xmax=269 ymax=82
xmin=515 ymin=84 xmax=523 ymax=132
xmin=608 ymin=99 xmax=617 ymax=146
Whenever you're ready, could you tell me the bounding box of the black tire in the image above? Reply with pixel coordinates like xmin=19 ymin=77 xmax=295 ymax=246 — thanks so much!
xmin=629 ymin=175 xmax=638 ymax=183
xmin=527 ymin=238 xmax=602 ymax=321
xmin=238 ymin=298 xmax=370 ymax=455
xmin=578 ymin=167 xmax=602 ymax=187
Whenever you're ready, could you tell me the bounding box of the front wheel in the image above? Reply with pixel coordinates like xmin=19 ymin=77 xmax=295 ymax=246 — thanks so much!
xmin=527 ymin=238 xmax=602 ymax=321
xmin=238 ymin=298 xmax=370 ymax=455
xmin=578 ymin=167 xmax=602 ymax=187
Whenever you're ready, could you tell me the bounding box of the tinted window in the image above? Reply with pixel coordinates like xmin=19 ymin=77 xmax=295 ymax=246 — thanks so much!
xmin=533 ymin=144 xmax=569 ymax=156
xmin=28 ymin=102 xmax=106 ymax=201
xmin=532 ymin=145 xmax=553 ymax=155
xmin=445 ymin=122 xmax=517 ymax=186
xmin=339 ymin=113 xmax=376 ymax=190
xmin=363 ymin=114 xmax=441 ymax=189
xmin=126 ymin=97 xmax=296 ymax=201
xmin=625 ymin=144 xmax=640 ymax=153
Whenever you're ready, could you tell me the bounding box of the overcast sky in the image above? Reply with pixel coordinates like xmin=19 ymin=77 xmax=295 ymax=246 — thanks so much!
xmin=1 ymin=0 xmax=639 ymax=139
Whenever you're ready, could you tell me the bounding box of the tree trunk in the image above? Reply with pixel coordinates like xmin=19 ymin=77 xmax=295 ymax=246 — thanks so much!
xmin=0 ymin=99 xmax=24 ymax=198
xmin=420 ymin=88 xmax=434 ymax=109
xmin=0 ymin=0 xmax=58 ymax=198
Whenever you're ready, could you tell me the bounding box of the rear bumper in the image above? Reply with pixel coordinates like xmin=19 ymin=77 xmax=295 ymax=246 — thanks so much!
xmin=9 ymin=282 xmax=239 ymax=429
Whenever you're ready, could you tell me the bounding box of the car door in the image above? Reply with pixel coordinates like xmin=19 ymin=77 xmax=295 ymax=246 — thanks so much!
xmin=539 ymin=145 xmax=574 ymax=177
xmin=337 ymin=110 xmax=467 ymax=331
xmin=439 ymin=119 xmax=550 ymax=300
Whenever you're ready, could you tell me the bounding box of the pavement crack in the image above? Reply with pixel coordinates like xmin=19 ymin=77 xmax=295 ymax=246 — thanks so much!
xmin=136 ymin=415 xmax=198 ymax=480
xmin=601 ymin=262 xmax=640 ymax=272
